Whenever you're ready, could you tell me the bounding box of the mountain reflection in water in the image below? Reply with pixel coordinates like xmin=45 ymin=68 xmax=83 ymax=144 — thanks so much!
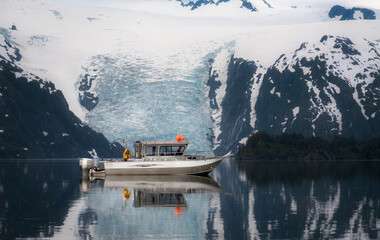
xmin=233 ymin=160 xmax=380 ymax=239
xmin=0 ymin=159 xmax=379 ymax=239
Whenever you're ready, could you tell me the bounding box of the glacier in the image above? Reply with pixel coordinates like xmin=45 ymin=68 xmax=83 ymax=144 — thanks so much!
xmin=80 ymin=48 xmax=223 ymax=151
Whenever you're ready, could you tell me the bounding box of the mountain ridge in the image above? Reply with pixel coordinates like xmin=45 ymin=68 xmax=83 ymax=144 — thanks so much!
xmin=211 ymin=35 xmax=380 ymax=154
xmin=0 ymin=35 xmax=124 ymax=158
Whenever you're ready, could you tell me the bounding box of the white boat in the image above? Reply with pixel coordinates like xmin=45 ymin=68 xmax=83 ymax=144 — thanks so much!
xmin=80 ymin=137 xmax=232 ymax=176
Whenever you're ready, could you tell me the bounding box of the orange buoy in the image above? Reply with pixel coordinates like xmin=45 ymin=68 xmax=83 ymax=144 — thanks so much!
xmin=176 ymin=134 xmax=184 ymax=142
xmin=175 ymin=207 xmax=183 ymax=215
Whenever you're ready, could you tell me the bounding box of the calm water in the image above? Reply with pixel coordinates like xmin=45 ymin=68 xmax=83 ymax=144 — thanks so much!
xmin=0 ymin=159 xmax=379 ymax=239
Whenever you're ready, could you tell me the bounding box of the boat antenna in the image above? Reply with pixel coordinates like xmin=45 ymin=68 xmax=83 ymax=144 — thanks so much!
xmin=124 ymin=137 xmax=127 ymax=149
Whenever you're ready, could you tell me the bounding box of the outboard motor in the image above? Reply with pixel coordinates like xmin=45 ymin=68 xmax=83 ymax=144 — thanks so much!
xmin=79 ymin=158 xmax=94 ymax=172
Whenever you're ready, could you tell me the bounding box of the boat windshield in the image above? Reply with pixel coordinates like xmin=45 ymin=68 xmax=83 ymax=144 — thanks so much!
xmin=143 ymin=144 xmax=186 ymax=157
xmin=159 ymin=146 xmax=185 ymax=156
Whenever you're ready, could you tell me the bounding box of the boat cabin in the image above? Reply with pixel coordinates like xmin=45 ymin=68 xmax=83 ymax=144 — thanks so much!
xmin=134 ymin=140 xmax=190 ymax=159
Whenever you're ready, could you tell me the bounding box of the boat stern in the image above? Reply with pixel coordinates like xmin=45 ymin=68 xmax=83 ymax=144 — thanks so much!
xmin=79 ymin=158 xmax=94 ymax=171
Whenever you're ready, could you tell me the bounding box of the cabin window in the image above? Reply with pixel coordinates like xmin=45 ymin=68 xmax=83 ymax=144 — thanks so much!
xmin=145 ymin=146 xmax=157 ymax=156
xmin=160 ymin=146 xmax=185 ymax=156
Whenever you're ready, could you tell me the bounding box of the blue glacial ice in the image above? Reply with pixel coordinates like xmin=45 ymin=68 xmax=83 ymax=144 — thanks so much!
xmin=80 ymin=51 xmax=218 ymax=152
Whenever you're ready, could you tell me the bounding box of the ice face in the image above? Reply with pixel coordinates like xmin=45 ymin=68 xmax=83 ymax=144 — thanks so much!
xmin=82 ymin=51 xmax=216 ymax=152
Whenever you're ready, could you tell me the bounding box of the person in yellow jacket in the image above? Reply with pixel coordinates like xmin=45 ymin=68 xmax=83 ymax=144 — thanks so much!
xmin=123 ymin=148 xmax=132 ymax=161
xmin=123 ymin=188 xmax=131 ymax=208
xmin=123 ymin=188 xmax=131 ymax=200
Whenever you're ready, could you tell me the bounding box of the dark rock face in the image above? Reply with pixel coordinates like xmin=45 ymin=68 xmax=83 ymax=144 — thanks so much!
xmin=255 ymin=59 xmax=373 ymax=140
xmin=255 ymin=36 xmax=380 ymax=141
xmin=79 ymin=91 xmax=99 ymax=111
xmin=176 ymin=0 xmax=226 ymax=10
xmin=0 ymin=37 xmax=123 ymax=158
xmin=176 ymin=0 xmax=257 ymax=11
xmin=78 ymin=73 xmax=99 ymax=111
xmin=209 ymin=56 xmax=257 ymax=155
xmin=333 ymin=37 xmax=360 ymax=55
xmin=207 ymin=61 xmax=222 ymax=110
xmin=0 ymin=37 xmax=22 ymax=65
xmin=328 ymin=5 xmax=376 ymax=20
xmin=262 ymin=0 xmax=272 ymax=8
xmin=241 ymin=0 xmax=257 ymax=12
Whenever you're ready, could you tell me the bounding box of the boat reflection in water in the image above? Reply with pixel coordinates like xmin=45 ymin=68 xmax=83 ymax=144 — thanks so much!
xmin=82 ymin=174 xmax=223 ymax=215
xmin=133 ymin=189 xmax=185 ymax=205
xmin=133 ymin=189 xmax=186 ymax=213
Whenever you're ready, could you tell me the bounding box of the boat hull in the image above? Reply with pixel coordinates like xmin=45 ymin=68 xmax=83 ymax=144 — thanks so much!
xmin=101 ymin=157 xmax=223 ymax=175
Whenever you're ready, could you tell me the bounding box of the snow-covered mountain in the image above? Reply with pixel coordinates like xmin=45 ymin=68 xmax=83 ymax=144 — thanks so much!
xmin=256 ymin=36 xmax=380 ymax=138
xmin=0 ymin=34 xmax=123 ymax=158
xmin=210 ymin=33 xmax=380 ymax=154
xmin=1 ymin=0 xmax=379 ymax=155
xmin=329 ymin=5 xmax=376 ymax=20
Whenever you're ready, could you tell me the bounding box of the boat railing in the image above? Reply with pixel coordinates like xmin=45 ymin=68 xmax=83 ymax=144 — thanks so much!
xmin=184 ymin=150 xmax=215 ymax=160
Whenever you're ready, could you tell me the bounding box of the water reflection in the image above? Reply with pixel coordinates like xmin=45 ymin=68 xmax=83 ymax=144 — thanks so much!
xmin=0 ymin=160 xmax=81 ymax=240
xmin=0 ymin=159 xmax=379 ymax=239
xmin=236 ymin=160 xmax=380 ymax=185
xmin=233 ymin=160 xmax=380 ymax=239
xmin=77 ymin=174 xmax=224 ymax=239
